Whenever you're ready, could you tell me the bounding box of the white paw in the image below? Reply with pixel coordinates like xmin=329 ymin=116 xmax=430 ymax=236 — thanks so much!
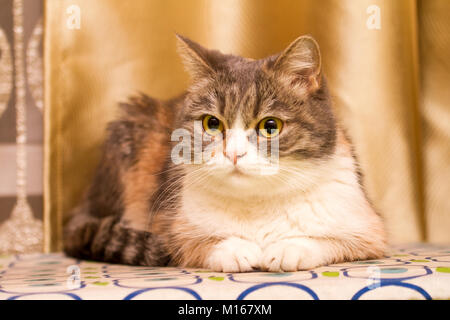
xmin=205 ymin=237 xmax=262 ymax=273
xmin=261 ymin=240 xmax=322 ymax=272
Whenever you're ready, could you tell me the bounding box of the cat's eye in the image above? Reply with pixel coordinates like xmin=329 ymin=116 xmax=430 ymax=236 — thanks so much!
xmin=202 ymin=115 xmax=224 ymax=136
xmin=258 ymin=117 xmax=283 ymax=138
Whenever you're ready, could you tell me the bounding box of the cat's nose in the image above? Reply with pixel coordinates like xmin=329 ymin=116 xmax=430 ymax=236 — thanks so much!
xmin=223 ymin=150 xmax=247 ymax=165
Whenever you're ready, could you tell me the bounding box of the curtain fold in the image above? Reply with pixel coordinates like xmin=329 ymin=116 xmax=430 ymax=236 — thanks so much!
xmin=43 ymin=0 xmax=449 ymax=251
xmin=419 ymin=0 xmax=450 ymax=244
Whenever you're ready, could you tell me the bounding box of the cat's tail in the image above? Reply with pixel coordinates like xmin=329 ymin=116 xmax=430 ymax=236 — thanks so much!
xmin=63 ymin=206 xmax=170 ymax=266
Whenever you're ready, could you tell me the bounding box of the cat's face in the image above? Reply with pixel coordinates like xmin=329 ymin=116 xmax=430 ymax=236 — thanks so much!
xmin=175 ymin=35 xmax=337 ymax=196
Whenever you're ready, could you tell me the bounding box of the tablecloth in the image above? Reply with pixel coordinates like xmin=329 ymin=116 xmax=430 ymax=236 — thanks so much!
xmin=1 ymin=244 xmax=449 ymax=300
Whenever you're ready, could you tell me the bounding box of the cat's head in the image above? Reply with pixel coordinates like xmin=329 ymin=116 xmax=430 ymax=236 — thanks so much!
xmin=174 ymin=34 xmax=337 ymax=197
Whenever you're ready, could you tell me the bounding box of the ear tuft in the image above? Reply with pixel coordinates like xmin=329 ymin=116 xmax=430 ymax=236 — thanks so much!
xmin=272 ymin=35 xmax=322 ymax=92
xmin=176 ymin=34 xmax=215 ymax=80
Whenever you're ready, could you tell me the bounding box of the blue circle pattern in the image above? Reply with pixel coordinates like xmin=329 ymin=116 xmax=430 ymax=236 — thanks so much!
xmin=0 ymin=244 xmax=449 ymax=300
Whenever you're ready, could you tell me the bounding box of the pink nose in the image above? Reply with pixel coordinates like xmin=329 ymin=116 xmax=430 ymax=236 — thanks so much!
xmin=223 ymin=151 xmax=247 ymax=165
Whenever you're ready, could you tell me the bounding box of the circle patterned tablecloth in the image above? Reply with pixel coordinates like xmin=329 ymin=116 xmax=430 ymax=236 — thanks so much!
xmin=0 ymin=244 xmax=449 ymax=300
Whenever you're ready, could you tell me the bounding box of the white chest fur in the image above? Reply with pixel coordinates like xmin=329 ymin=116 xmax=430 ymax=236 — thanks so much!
xmin=180 ymin=153 xmax=377 ymax=249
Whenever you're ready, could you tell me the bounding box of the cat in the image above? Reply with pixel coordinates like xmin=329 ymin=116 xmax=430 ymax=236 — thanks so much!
xmin=63 ymin=34 xmax=387 ymax=272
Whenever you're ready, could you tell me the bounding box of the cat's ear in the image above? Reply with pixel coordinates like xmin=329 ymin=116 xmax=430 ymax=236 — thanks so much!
xmin=270 ymin=35 xmax=322 ymax=92
xmin=176 ymin=34 xmax=216 ymax=79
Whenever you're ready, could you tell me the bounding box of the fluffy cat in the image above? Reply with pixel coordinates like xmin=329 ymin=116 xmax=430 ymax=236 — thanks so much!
xmin=64 ymin=35 xmax=386 ymax=272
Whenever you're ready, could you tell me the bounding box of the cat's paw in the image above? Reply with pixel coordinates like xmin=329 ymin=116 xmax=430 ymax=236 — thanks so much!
xmin=261 ymin=239 xmax=322 ymax=272
xmin=90 ymin=216 xmax=169 ymax=266
xmin=205 ymin=237 xmax=262 ymax=273
xmin=63 ymin=213 xmax=100 ymax=258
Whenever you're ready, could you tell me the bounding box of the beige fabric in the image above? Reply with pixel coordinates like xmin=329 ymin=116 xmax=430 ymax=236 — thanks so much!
xmin=43 ymin=0 xmax=450 ymax=251
xmin=419 ymin=0 xmax=450 ymax=244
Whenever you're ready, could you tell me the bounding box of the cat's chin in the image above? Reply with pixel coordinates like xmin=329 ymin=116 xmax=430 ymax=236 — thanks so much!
xmin=198 ymin=168 xmax=289 ymax=198
xmin=230 ymin=166 xmax=257 ymax=177
xmin=211 ymin=165 xmax=276 ymax=181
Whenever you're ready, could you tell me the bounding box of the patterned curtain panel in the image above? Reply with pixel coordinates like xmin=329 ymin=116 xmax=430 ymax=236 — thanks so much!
xmin=0 ymin=0 xmax=449 ymax=254
xmin=0 ymin=0 xmax=43 ymax=253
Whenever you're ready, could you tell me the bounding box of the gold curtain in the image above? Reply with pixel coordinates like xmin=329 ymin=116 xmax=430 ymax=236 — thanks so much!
xmin=419 ymin=0 xmax=450 ymax=243
xmin=44 ymin=0 xmax=450 ymax=252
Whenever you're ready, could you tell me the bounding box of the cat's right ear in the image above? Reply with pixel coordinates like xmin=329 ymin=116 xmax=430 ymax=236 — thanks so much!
xmin=176 ymin=34 xmax=216 ymax=80
xmin=268 ymin=35 xmax=322 ymax=94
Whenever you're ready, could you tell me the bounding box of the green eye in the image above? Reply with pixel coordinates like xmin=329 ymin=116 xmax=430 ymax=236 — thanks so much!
xmin=258 ymin=117 xmax=283 ymax=138
xmin=202 ymin=115 xmax=224 ymax=136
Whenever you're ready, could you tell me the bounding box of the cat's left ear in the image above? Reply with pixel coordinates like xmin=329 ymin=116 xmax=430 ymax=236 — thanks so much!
xmin=270 ymin=35 xmax=322 ymax=92
xmin=176 ymin=34 xmax=216 ymax=80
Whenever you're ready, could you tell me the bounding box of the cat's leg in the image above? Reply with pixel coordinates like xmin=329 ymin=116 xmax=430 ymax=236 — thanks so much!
xmin=204 ymin=237 xmax=262 ymax=272
xmin=261 ymin=236 xmax=386 ymax=272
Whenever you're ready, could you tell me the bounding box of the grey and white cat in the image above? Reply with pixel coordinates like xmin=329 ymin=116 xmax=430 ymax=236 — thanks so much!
xmin=64 ymin=35 xmax=386 ymax=272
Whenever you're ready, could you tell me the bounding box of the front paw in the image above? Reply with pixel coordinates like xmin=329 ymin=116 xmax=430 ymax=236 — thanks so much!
xmin=205 ymin=237 xmax=262 ymax=273
xmin=261 ymin=239 xmax=322 ymax=272
xmin=64 ymin=213 xmax=100 ymax=258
